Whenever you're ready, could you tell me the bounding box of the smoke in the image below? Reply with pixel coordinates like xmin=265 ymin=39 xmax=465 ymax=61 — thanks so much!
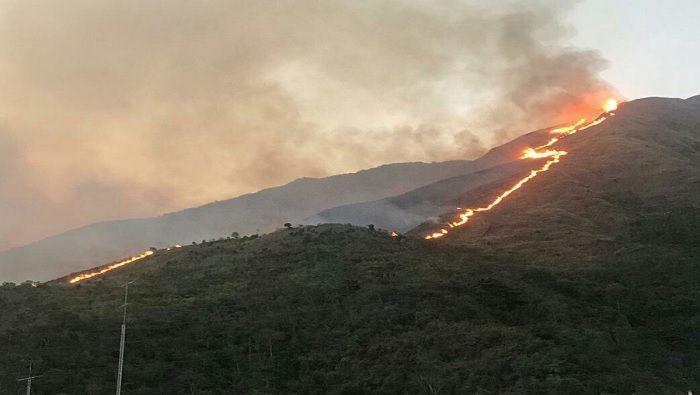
xmin=0 ymin=0 xmax=614 ymax=250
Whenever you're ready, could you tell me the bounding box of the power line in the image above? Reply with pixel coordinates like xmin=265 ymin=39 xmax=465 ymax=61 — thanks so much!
xmin=16 ymin=360 xmax=41 ymax=395
xmin=116 ymin=281 xmax=134 ymax=395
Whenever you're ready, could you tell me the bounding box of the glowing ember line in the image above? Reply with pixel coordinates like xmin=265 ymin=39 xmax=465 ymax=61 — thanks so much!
xmin=68 ymin=245 xmax=182 ymax=284
xmin=68 ymin=251 xmax=154 ymax=283
xmin=425 ymin=151 xmax=566 ymax=239
xmin=535 ymin=137 xmax=560 ymax=150
xmin=424 ymin=99 xmax=618 ymax=240
xmin=521 ymin=148 xmax=560 ymax=159
xmin=550 ymin=118 xmax=586 ymax=135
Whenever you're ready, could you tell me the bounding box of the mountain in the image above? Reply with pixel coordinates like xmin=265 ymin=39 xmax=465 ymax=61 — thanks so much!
xmin=0 ymin=160 xmax=478 ymax=283
xmin=1 ymin=95 xmax=699 ymax=393
xmin=4 ymin=95 xmax=699 ymax=284
xmin=314 ymin=96 xmax=700 ymax=259
xmin=410 ymin=96 xmax=700 ymax=259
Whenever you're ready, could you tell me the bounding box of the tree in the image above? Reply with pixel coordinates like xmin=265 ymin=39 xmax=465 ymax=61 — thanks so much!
xmin=284 ymin=223 xmax=292 ymax=229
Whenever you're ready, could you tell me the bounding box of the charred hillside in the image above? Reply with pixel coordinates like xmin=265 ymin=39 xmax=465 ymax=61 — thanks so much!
xmin=1 ymin=224 xmax=699 ymax=393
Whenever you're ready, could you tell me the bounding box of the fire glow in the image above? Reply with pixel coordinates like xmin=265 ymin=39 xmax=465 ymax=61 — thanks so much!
xmin=68 ymin=245 xmax=182 ymax=284
xmin=425 ymin=99 xmax=618 ymax=240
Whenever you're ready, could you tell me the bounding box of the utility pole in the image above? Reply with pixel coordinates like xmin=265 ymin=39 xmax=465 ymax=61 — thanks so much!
xmin=16 ymin=360 xmax=41 ymax=395
xmin=116 ymin=281 xmax=135 ymax=395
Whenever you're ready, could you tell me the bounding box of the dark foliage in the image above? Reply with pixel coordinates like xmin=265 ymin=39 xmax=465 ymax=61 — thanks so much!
xmin=0 ymin=224 xmax=698 ymax=394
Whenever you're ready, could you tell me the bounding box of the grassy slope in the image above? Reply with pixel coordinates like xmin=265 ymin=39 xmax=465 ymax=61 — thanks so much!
xmin=1 ymin=224 xmax=698 ymax=394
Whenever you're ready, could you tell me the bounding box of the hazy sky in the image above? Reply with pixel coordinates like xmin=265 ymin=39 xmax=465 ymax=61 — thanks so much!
xmin=572 ymin=0 xmax=700 ymax=99
xmin=0 ymin=0 xmax=696 ymax=250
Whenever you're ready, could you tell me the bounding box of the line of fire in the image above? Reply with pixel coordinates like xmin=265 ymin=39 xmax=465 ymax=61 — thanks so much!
xmin=423 ymin=98 xmax=619 ymax=240
xmin=62 ymin=99 xmax=619 ymax=284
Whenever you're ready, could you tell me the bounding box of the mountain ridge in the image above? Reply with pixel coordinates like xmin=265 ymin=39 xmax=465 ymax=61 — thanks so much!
xmin=305 ymin=125 xmax=558 ymax=231
xmin=4 ymin=95 xmax=699 ymax=283
xmin=411 ymin=96 xmax=700 ymax=258
xmin=0 ymin=159 xmax=480 ymax=282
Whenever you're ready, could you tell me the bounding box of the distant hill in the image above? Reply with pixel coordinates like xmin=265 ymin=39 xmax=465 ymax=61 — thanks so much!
xmin=0 ymin=160 xmax=479 ymax=282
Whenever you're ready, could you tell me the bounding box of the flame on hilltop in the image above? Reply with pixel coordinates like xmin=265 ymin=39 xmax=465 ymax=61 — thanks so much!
xmin=603 ymin=98 xmax=619 ymax=112
xmin=425 ymin=99 xmax=619 ymax=240
xmin=68 ymin=245 xmax=183 ymax=284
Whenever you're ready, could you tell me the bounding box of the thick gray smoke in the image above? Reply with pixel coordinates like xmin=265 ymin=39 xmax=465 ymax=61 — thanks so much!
xmin=0 ymin=0 xmax=614 ymax=250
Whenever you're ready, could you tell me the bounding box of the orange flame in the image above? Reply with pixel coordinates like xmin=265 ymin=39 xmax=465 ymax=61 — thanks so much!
xmin=521 ymin=148 xmax=561 ymax=159
xmin=550 ymin=118 xmax=587 ymax=135
xmin=603 ymin=98 xmax=618 ymax=112
xmin=67 ymin=244 xmax=183 ymax=284
xmin=68 ymin=250 xmax=155 ymax=283
xmin=425 ymin=99 xmax=617 ymax=240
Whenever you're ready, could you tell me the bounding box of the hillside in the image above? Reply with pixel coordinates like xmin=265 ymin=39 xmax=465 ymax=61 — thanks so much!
xmin=307 ymin=127 xmax=552 ymax=230
xmin=412 ymin=96 xmax=700 ymax=259
xmin=310 ymin=96 xmax=700 ymax=258
xmin=307 ymin=160 xmax=536 ymax=232
xmin=1 ymin=224 xmax=698 ymax=393
xmin=0 ymin=160 xmax=479 ymax=283
xmin=2 ymin=96 xmax=700 ymax=392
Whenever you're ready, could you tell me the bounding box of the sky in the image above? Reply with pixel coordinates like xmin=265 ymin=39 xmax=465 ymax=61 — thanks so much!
xmin=572 ymin=0 xmax=700 ymax=99
xmin=0 ymin=0 xmax=697 ymax=251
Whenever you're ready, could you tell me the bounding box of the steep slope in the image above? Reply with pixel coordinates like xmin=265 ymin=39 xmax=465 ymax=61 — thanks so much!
xmin=307 ymin=160 xmax=536 ymax=232
xmin=412 ymin=96 xmax=700 ymax=259
xmin=307 ymin=127 xmax=552 ymax=229
xmin=1 ymin=225 xmax=698 ymax=393
xmin=0 ymin=160 xmax=478 ymax=282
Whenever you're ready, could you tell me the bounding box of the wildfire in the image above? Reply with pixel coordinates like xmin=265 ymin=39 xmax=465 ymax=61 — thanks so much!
xmin=68 ymin=250 xmax=155 ymax=283
xmin=521 ymin=148 xmax=561 ymax=159
xmin=425 ymin=99 xmax=618 ymax=240
xmin=550 ymin=118 xmax=587 ymax=135
xmin=603 ymin=98 xmax=618 ymax=113
xmin=68 ymin=244 xmax=183 ymax=284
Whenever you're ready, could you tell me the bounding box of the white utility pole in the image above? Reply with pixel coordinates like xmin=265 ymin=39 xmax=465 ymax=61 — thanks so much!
xmin=16 ymin=360 xmax=41 ymax=395
xmin=116 ymin=281 xmax=135 ymax=395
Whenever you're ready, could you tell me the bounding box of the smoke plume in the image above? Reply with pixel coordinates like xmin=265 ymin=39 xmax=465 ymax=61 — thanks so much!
xmin=0 ymin=0 xmax=614 ymax=249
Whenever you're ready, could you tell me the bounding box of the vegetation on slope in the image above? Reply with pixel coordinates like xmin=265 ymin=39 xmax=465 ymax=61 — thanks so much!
xmin=1 ymin=222 xmax=698 ymax=393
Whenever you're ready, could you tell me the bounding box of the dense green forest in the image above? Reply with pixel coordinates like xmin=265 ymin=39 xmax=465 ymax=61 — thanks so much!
xmin=1 ymin=219 xmax=699 ymax=394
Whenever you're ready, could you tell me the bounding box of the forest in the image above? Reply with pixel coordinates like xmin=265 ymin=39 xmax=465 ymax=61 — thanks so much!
xmin=1 ymin=216 xmax=698 ymax=393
